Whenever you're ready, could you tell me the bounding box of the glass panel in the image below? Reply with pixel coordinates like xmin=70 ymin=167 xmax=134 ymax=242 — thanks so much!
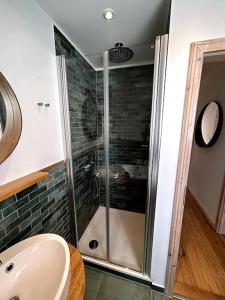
xmin=65 ymin=56 xmax=107 ymax=261
xmin=103 ymin=52 xmax=110 ymax=260
xmin=107 ymin=61 xmax=154 ymax=272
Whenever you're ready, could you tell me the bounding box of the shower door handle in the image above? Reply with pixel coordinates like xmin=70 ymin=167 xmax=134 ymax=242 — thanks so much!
xmin=84 ymin=163 xmax=93 ymax=173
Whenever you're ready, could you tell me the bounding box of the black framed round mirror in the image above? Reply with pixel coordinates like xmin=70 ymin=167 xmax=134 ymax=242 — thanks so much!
xmin=195 ymin=101 xmax=223 ymax=148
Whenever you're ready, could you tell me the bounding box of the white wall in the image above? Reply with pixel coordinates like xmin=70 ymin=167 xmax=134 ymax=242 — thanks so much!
xmin=0 ymin=0 xmax=64 ymax=184
xmin=151 ymin=0 xmax=225 ymax=287
xmin=188 ymin=62 xmax=225 ymax=225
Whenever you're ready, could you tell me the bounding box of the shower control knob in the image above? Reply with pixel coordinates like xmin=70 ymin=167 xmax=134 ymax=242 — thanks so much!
xmin=84 ymin=163 xmax=93 ymax=172
xmin=95 ymin=171 xmax=101 ymax=177
xmin=113 ymin=172 xmax=119 ymax=179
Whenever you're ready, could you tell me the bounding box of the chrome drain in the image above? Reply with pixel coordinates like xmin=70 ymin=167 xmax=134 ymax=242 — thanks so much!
xmin=89 ymin=240 xmax=98 ymax=249
xmin=5 ymin=263 xmax=14 ymax=273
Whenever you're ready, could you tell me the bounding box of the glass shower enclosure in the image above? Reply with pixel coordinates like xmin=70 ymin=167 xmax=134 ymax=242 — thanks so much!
xmin=57 ymin=34 xmax=168 ymax=280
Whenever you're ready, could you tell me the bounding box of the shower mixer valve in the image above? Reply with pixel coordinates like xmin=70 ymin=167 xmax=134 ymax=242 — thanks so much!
xmin=84 ymin=163 xmax=94 ymax=172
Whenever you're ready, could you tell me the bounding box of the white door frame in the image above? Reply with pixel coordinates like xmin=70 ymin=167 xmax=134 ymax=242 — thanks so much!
xmin=164 ymin=37 xmax=225 ymax=296
xmin=216 ymin=174 xmax=225 ymax=234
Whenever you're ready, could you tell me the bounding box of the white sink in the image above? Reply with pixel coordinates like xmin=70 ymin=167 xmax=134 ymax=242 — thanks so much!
xmin=0 ymin=234 xmax=71 ymax=300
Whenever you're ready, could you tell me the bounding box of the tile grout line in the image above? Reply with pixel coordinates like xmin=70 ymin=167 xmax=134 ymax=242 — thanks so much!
xmin=94 ymin=272 xmax=104 ymax=300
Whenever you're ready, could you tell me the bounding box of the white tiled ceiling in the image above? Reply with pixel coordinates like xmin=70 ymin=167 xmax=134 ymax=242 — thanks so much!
xmin=36 ymin=0 xmax=170 ymax=69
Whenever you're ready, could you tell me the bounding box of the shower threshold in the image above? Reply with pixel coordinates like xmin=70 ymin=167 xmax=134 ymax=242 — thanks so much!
xmin=79 ymin=206 xmax=145 ymax=272
xmin=82 ymin=254 xmax=152 ymax=285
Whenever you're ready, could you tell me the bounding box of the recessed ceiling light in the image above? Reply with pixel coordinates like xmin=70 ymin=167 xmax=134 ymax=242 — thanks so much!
xmin=103 ymin=8 xmax=115 ymax=20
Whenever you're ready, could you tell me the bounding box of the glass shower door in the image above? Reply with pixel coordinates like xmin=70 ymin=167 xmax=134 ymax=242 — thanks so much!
xmin=106 ymin=60 xmax=151 ymax=272
xmin=103 ymin=34 xmax=168 ymax=273
xmin=57 ymin=55 xmax=108 ymax=261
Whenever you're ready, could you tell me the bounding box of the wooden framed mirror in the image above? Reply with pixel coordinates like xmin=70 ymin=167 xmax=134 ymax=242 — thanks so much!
xmin=0 ymin=72 xmax=22 ymax=163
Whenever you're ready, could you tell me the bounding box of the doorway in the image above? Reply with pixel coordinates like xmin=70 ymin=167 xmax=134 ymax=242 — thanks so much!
xmin=165 ymin=38 xmax=225 ymax=299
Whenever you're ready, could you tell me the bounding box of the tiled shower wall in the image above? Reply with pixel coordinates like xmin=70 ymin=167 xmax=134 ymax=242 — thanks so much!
xmin=97 ymin=66 xmax=154 ymax=212
xmin=97 ymin=66 xmax=153 ymax=165
xmin=54 ymin=27 xmax=99 ymax=239
xmin=0 ymin=162 xmax=71 ymax=252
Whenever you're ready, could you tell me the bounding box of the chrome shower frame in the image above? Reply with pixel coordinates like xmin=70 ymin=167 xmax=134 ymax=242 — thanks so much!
xmin=57 ymin=56 xmax=78 ymax=246
xmin=56 ymin=34 xmax=168 ymax=282
xmin=143 ymin=34 xmax=168 ymax=275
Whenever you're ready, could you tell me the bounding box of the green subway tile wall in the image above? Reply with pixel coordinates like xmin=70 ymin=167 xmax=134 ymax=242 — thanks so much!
xmin=0 ymin=162 xmax=71 ymax=252
xmin=97 ymin=66 xmax=153 ymax=146
xmin=96 ymin=66 xmax=153 ymax=212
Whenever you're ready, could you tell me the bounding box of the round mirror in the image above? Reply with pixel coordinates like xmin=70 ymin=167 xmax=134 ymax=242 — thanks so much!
xmin=0 ymin=72 xmax=22 ymax=163
xmin=195 ymin=101 xmax=223 ymax=147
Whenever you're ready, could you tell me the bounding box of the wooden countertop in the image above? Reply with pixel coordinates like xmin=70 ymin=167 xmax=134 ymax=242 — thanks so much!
xmin=67 ymin=243 xmax=85 ymax=300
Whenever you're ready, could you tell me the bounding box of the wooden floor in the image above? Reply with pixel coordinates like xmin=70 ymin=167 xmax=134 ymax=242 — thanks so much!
xmin=174 ymin=191 xmax=225 ymax=300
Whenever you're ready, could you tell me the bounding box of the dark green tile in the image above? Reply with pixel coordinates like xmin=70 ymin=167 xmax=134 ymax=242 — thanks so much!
xmin=30 ymin=209 xmax=48 ymax=229
xmin=29 ymin=186 xmax=47 ymax=200
xmin=0 ymin=228 xmax=6 ymax=239
xmin=0 ymin=211 xmax=18 ymax=230
xmin=31 ymin=199 xmax=41 ymax=213
xmin=16 ymin=195 xmax=29 ymax=208
xmin=0 ymin=196 xmax=16 ymax=210
xmin=32 ymin=222 xmax=42 ymax=233
xmin=96 ymin=273 xmax=152 ymax=300
xmin=19 ymin=210 xmax=40 ymax=231
xmin=16 ymin=184 xmax=37 ymax=200
xmin=39 ymin=189 xmax=51 ymax=200
xmin=2 ymin=195 xmax=30 ymax=218
xmin=2 ymin=204 xmax=16 ymax=218
xmin=6 ymin=210 xmax=31 ymax=233
xmin=41 ymin=198 xmax=55 ymax=214
xmin=84 ymin=267 xmax=103 ymax=300
xmin=7 ymin=225 xmax=31 ymax=248
xmin=0 ymin=227 xmax=20 ymax=247
xmin=18 ymin=196 xmax=39 ymax=216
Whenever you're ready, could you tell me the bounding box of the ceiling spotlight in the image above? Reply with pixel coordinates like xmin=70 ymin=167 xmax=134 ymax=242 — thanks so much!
xmin=103 ymin=8 xmax=115 ymax=20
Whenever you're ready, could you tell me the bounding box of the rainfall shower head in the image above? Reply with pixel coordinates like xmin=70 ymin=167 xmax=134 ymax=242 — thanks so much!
xmin=109 ymin=42 xmax=134 ymax=63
